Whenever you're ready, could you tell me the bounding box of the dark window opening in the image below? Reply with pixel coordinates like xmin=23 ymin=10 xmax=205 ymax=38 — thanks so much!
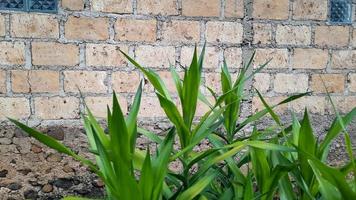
xmin=0 ymin=0 xmax=57 ymax=13
xmin=329 ymin=0 xmax=352 ymax=23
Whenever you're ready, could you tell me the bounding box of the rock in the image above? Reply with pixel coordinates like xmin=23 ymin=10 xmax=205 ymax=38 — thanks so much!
xmin=7 ymin=182 xmax=22 ymax=190
xmin=0 ymin=169 xmax=8 ymax=178
xmin=45 ymin=127 xmax=65 ymax=140
xmin=51 ymin=178 xmax=73 ymax=189
xmin=46 ymin=153 xmax=62 ymax=162
xmin=23 ymin=189 xmax=38 ymax=199
xmin=13 ymin=137 xmax=31 ymax=153
xmin=31 ymin=144 xmax=42 ymax=153
xmin=17 ymin=168 xmax=31 ymax=175
xmin=0 ymin=138 xmax=12 ymax=145
xmin=42 ymin=184 xmax=53 ymax=193
xmin=93 ymin=179 xmax=105 ymax=188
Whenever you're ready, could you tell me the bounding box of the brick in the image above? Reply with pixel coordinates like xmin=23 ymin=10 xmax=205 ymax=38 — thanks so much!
xmin=315 ymin=26 xmax=349 ymax=47
xmin=331 ymin=50 xmax=355 ymax=69
xmin=326 ymin=96 xmax=356 ymax=114
xmin=0 ymin=15 xmax=6 ymax=36
xmin=276 ymin=25 xmax=311 ymax=45
xmin=253 ymin=23 xmax=272 ymax=44
xmin=225 ymin=0 xmax=244 ymax=18
xmin=10 ymin=14 xmax=58 ymax=38
xmin=181 ymin=46 xmax=220 ymax=69
xmin=292 ymin=48 xmax=328 ymax=69
xmin=85 ymin=96 xmax=127 ymax=118
xmin=115 ymin=19 xmax=156 ymax=42
xmin=11 ymin=70 xmax=60 ymax=93
xmin=254 ymin=73 xmax=271 ymax=93
xmin=62 ymin=0 xmax=84 ymax=10
xmin=137 ymin=0 xmax=177 ymax=15
xmin=254 ymin=48 xmax=288 ymax=69
xmin=65 ymin=16 xmax=109 ymax=41
xmin=135 ymin=46 xmax=175 ymax=68
xmin=151 ymin=71 xmax=180 ymax=93
xmin=32 ymin=42 xmax=79 ymax=66
xmin=252 ymin=96 xmax=288 ymax=113
xmin=34 ymin=97 xmax=79 ymax=119
xmin=349 ymin=74 xmax=356 ymax=93
xmin=0 ymin=70 xmax=5 ymax=93
xmin=290 ymin=96 xmax=325 ymax=114
xmin=64 ymin=71 xmax=107 ymax=93
xmin=311 ymin=74 xmax=345 ymax=94
xmin=352 ymin=29 xmax=356 ymax=47
xmin=139 ymin=96 xmax=165 ymax=117
xmin=91 ymin=0 xmax=132 ymax=13
xmin=292 ymin=0 xmax=327 ymax=20
xmin=224 ymin=47 xmax=242 ymax=69
xmin=182 ymin=0 xmax=220 ymax=17
xmin=0 ymin=98 xmax=30 ymax=120
xmin=162 ymin=20 xmax=200 ymax=43
xmin=112 ymin=71 xmax=141 ymax=93
xmin=253 ymin=0 xmax=289 ymax=20
xmin=274 ymin=74 xmax=308 ymax=94
xmin=205 ymin=73 xmax=221 ymax=92
xmin=206 ymin=21 xmax=243 ymax=44
xmin=0 ymin=42 xmax=25 ymax=65
xmin=86 ymin=44 xmax=128 ymax=67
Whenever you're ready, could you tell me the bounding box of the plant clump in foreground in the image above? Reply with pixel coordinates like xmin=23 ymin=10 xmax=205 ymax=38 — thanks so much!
xmin=11 ymin=47 xmax=356 ymax=200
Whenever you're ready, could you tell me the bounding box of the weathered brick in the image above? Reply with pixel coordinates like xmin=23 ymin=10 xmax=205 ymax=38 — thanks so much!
xmin=276 ymin=25 xmax=311 ymax=45
xmin=0 ymin=15 xmax=6 ymax=36
xmin=0 ymin=98 xmax=30 ymax=120
xmin=292 ymin=0 xmax=327 ymax=20
xmin=253 ymin=0 xmax=289 ymax=20
xmin=254 ymin=73 xmax=271 ymax=93
xmin=112 ymin=71 xmax=141 ymax=93
xmin=135 ymin=46 xmax=175 ymax=68
xmin=162 ymin=20 xmax=200 ymax=43
xmin=32 ymin=42 xmax=79 ymax=66
xmin=11 ymin=70 xmax=60 ymax=93
xmin=86 ymin=44 xmax=128 ymax=67
xmin=34 ymin=97 xmax=79 ymax=119
xmin=349 ymin=74 xmax=356 ymax=93
xmin=91 ymin=0 xmax=132 ymax=13
xmin=115 ymin=19 xmax=156 ymax=42
xmin=65 ymin=16 xmax=109 ymax=41
xmin=10 ymin=14 xmax=58 ymax=38
xmin=274 ymin=74 xmax=308 ymax=93
xmin=352 ymin=29 xmax=356 ymax=47
xmin=326 ymin=96 xmax=356 ymax=114
xmin=315 ymin=26 xmax=349 ymax=47
xmin=0 ymin=70 xmax=5 ymax=93
xmin=182 ymin=0 xmax=220 ymax=17
xmin=85 ymin=96 xmax=128 ymax=118
xmin=331 ymin=50 xmax=355 ymax=69
xmin=292 ymin=48 xmax=328 ymax=69
xmin=139 ymin=96 xmax=165 ymax=117
xmin=224 ymin=47 xmax=242 ymax=68
xmin=64 ymin=71 xmax=107 ymax=93
xmin=0 ymin=42 xmax=25 ymax=65
xmin=252 ymin=96 xmax=288 ymax=113
xmin=62 ymin=0 xmax=84 ymax=10
xmin=206 ymin=21 xmax=243 ymax=44
xmin=253 ymin=23 xmax=272 ymax=44
xmin=290 ymin=96 xmax=326 ymax=114
xmin=225 ymin=0 xmax=244 ymax=18
xmin=137 ymin=0 xmax=177 ymax=15
xmin=254 ymin=48 xmax=288 ymax=69
xmin=181 ymin=46 xmax=220 ymax=69
xmin=311 ymin=74 xmax=345 ymax=93
xmin=205 ymin=73 xmax=221 ymax=92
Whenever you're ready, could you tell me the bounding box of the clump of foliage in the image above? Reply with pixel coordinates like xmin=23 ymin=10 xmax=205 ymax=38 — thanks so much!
xmin=11 ymin=47 xmax=356 ymax=200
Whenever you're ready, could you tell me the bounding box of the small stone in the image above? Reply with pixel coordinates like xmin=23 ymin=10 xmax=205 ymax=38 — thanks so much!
xmin=46 ymin=153 xmax=62 ymax=162
xmin=31 ymin=144 xmax=42 ymax=153
xmin=63 ymin=165 xmax=74 ymax=173
xmin=51 ymin=178 xmax=73 ymax=189
xmin=24 ymin=189 xmax=38 ymax=199
xmin=42 ymin=184 xmax=53 ymax=193
xmin=45 ymin=127 xmax=65 ymax=140
xmin=93 ymin=179 xmax=105 ymax=188
xmin=0 ymin=169 xmax=8 ymax=177
xmin=7 ymin=182 xmax=22 ymax=190
xmin=0 ymin=138 xmax=12 ymax=145
xmin=17 ymin=168 xmax=31 ymax=175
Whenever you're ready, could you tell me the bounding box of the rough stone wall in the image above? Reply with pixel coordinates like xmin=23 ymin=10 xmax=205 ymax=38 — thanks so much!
xmin=0 ymin=0 xmax=355 ymax=199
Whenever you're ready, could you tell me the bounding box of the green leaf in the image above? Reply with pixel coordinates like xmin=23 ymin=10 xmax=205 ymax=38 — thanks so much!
xmin=177 ymin=172 xmax=216 ymax=200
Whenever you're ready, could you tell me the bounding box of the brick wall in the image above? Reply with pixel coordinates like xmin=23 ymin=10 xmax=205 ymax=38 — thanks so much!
xmin=0 ymin=0 xmax=354 ymax=124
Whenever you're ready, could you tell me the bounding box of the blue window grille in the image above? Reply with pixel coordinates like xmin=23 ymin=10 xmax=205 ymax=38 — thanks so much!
xmin=329 ymin=0 xmax=352 ymax=23
xmin=0 ymin=0 xmax=57 ymax=13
